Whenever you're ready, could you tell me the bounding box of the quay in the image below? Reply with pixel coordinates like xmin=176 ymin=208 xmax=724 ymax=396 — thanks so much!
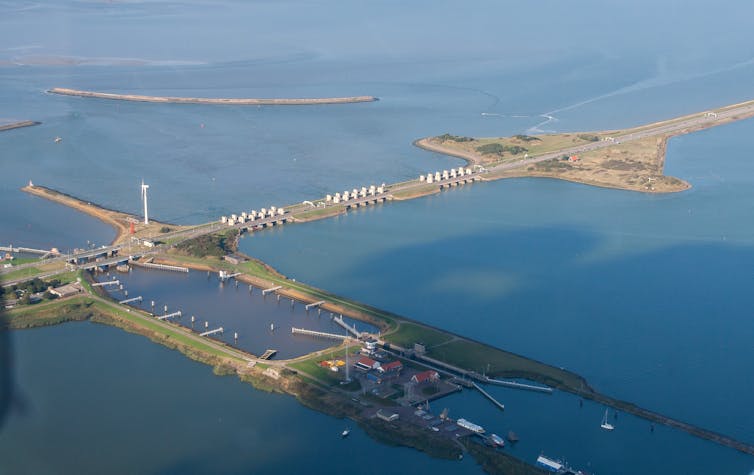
xmin=291 ymin=327 xmax=349 ymax=340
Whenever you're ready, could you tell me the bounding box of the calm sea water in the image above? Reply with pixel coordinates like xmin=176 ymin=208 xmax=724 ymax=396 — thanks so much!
xmin=2 ymin=1 xmax=754 ymax=473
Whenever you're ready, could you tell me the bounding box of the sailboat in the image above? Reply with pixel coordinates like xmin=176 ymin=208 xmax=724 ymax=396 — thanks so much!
xmin=600 ymin=408 xmax=615 ymax=431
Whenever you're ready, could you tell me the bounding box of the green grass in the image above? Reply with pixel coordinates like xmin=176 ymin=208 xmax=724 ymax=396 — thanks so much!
xmin=1 ymin=267 xmax=41 ymax=282
xmin=289 ymin=347 xmax=357 ymax=386
xmin=291 ymin=206 xmax=344 ymax=220
xmin=4 ymin=257 xmax=40 ymax=265
xmin=427 ymin=339 xmax=588 ymax=390
xmin=382 ymin=322 xmax=453 ymax=348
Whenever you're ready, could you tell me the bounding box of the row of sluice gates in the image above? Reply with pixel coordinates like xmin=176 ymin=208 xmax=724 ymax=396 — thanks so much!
xmin=326 ymin=183 xmax=386 ymax=204
xmin=220 ymin=206 xmax=285 ymax=226
xmin=420 ymin=166 xmax=473 ymax=184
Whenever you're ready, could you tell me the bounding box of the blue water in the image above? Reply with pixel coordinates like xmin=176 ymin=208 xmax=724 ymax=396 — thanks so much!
xmin=2 ymin=0 xmax=754 ymax=473
xmin=0 ymin=323 xmax=480 ymax=475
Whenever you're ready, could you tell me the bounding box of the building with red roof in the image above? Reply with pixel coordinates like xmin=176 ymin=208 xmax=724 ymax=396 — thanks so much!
xmin=355 ymin=356 xmax=380 ymax=371
xmin=379 ymin=360 xmax=403 ymax=374
xmin=410 ymin=370 xmax=439 ymax=384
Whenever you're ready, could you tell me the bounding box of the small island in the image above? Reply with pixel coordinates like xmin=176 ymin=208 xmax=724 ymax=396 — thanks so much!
xmin=416 ymin=97 xmax=754 ymax=194
xmin=48 ymin=87 xmax=378 ymax=106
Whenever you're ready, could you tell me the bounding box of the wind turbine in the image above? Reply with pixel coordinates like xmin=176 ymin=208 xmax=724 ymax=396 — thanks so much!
xmin=140 ymin=179 xmax=150 ymax=225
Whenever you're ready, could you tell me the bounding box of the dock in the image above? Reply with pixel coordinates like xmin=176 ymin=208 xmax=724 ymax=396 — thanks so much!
xmin=119 ymin=296 xmax=143 ymax=305
xmin=262 ymin=285 xmax=282 ymax=295
xmin=472 ymin=382 xmax=505 ymax=411
xmin=157 ymin=311 xmax=182 ymax=320
xmin=259 ymin=349 xmax=277 ymax=360
xmin=200 ymin=327 xmax=224 ymax=337
xmin=131 ymin=261 xmax=189 ymax=273
xmin=92 ymin=280 xmax=120 ymax=287
xmin=305 ymin=300 xmax=325 ymax=310
xmin=291 ymin=327 xmax=348 ymax=340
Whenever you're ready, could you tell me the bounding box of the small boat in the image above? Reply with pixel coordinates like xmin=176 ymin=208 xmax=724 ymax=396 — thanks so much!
xmin=488 ymin=433 xmax=505 ymax=447
xmin=507 ymin=430 xmax=520 ymax=443
xmin=54 ymin=136 xmax=62 ymax=143
xmin=341 ymin=428 xmax=350 ymax=438
xmin=600 ymin=408 xmax=615 ymax=431
xmin=270 ymin=323 xmax=274 ymax=331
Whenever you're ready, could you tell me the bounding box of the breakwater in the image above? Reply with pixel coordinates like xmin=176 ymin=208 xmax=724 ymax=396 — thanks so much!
xmin=0 ymin=120 xmax=40 ymax=132
xmin=48 ymin=88 xmax=378 ymax=105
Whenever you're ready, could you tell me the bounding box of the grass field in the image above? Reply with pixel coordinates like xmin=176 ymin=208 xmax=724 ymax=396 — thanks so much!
xmin=383 ymin=322 xmax=453 ymax=349
xmin=428 ymin=339 xmax=588 ymax=390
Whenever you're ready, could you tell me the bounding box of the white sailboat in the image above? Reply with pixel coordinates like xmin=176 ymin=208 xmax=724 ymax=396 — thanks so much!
xmin=600 ymin=408 xmax=615 ymax=431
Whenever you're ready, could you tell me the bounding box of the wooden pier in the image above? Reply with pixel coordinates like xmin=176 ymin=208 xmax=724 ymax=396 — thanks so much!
xmin=260 ymin=349 xmax=277 ymax=360
xmin=262 ymin=285 xmax=282 ymax=295
xmin=305 ymin=300 xmax=325 ymax=310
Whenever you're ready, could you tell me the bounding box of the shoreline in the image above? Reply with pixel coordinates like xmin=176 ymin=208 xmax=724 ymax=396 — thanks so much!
xmin=49 ymin=88 xmax=378 ymax=106
xmin=0 ymin=120 xmax=40 ymax=132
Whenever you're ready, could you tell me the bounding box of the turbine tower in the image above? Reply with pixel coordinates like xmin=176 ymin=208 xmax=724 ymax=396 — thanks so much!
xmin=140 ymin=179 xmax=150 ymax=225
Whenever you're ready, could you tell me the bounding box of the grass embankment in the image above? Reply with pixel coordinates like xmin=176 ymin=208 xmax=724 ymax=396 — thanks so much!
xmin=290 ymin=206 xmax=346 ymax=221
xmin=383 ymin=322 xmax=589 ymax=391
xmin=384 ymin=322 xmax=453 ymax=348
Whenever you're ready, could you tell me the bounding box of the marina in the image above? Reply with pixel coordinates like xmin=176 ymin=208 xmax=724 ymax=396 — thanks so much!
xmin=94 ymin=267 xmax=377 ymax=359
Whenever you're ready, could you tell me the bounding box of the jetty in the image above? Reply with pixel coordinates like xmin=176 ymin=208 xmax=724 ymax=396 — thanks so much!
xmin=471 ymin=382 xmax=505 ymax=412
xmin=259 ymin=349 xmax=277 ymax=360
xmin=0 ymin=120 xmax=40 ymax=132
xmin=486 ymin=378 xmax=553 ymax=394
xmin=49 ymin=88 xmax=378 ymax=106
xmin=131 ymin=261 xmax=189 ymax=273
xmin=157 ymin=311 xmax=182 ymax=321
xmin=291 ymin=327 xmax=348 ymax=340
